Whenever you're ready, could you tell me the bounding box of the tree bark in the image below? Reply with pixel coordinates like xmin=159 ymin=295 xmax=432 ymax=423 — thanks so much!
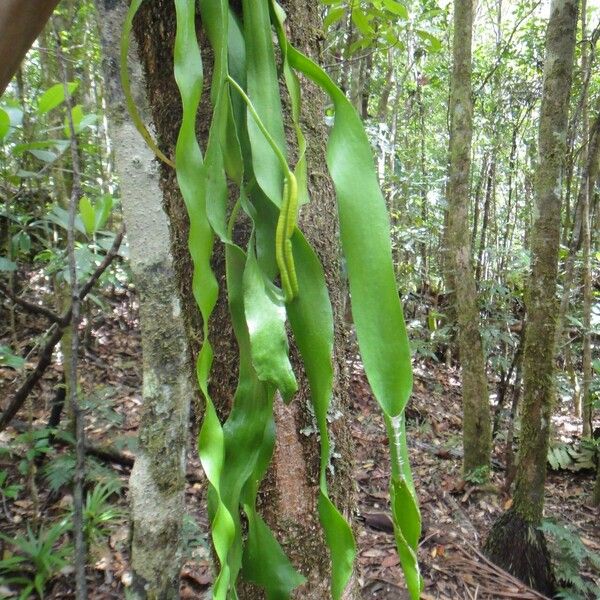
xmin=594 ymin=460 xmax=600 ymax=506
xmin=95 ymin=3 xmax=195 ymax=597
xmin=128 ymin=2 xmax=356 ymax=598
xmin=475 ymin=158 xmax=494 ymax=284
xmin=484 ymin=1 xmax=578 ymax=594
xmin=445 ymin=0 xmax=492 ymax=475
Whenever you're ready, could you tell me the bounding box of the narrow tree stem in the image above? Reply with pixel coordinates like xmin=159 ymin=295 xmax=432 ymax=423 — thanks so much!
xmin=55 ymin=29 xmax=87 ymax=600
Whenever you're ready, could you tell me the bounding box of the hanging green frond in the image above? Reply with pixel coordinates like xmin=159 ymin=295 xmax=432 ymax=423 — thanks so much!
xmin=121 ymin=1 xmax=421 ymax=598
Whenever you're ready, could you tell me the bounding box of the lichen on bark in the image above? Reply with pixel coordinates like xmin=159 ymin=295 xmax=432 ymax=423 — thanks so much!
xmin=95 ymin=2 xmax=195 ymax=597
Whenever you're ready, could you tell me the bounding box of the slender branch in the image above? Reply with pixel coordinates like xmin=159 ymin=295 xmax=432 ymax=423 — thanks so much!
xmin=0 ymin=227 xmax=124 ymax=433
xmin=9 ymin=419 xmax=204 ymax=483
xmin=0 ymin=282 xmax=63 ymax=323
xmin=0 ymin=325 xmax=63 ymax=431
xmin=1 ymin=222 xmax=124 ymax=325
xmin=55 ymin=29 xmax=87 ymax=600
xmin=76 ymin=227 xmax=125 ymax=303
xmin=474 ymin=1 xmax=542 ymax=98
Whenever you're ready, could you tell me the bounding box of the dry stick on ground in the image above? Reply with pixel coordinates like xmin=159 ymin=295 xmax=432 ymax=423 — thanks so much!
xmin=450 ymin=542 xmax=551 ymax=600
xmin=0 ymin=227 xmax=124 ymax=432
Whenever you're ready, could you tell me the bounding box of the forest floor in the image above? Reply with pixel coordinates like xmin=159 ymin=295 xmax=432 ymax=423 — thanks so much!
xmin=0 ymin=290 xmax=599 ymax=599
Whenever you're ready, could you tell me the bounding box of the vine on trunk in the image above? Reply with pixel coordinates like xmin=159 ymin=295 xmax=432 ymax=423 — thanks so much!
xmin=122 ymin=1 xmax=422 ymax=598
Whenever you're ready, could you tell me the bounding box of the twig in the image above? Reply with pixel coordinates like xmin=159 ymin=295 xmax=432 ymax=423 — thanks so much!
xmin=76 ymin=227 xmax=125 ymax=303
xmin=0 ymin=325 xmax=63 ymax=431
xmin=0 ymin=229 xmax=124 ymax=432
xmin=9 ymin=419 xmax=204 ymax=484
xmin=55 ymin=29 xmax=86 ymax=600
xmin=0 ymin=282 xmax=62 ymax=323
xmin=474 ymin=1 xmax=542 ymax=97
xmin=457 ymin=541 xmax=552 ymax=600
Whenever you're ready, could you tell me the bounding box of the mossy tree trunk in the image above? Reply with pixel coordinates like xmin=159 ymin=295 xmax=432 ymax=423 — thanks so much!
xmin=445 ymin=0 xmax=492 ymax=476
xmin=127 ymin=2 xmax=356 ymax=598
xmin=96 ymin=2 xmax=195 ymax=597
xmin=579 ymin=100 xmax=600 ymax=438
xmin=484 ymin=1 xmax=578 ymax=594
xmin=594 ymin=462 xmax=600 ymax=506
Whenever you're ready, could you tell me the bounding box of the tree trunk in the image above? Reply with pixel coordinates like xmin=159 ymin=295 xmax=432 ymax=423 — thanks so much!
xmin=594 ymin=461 xmax=600 ymax=506
xmin=475 ymin=158 xmax=494 ymax=284
xmin=484 ymin=1 xmax=578 ymax=594
xmin=581 ymin=173 xmax=593 ymax=437
xmin=470 ymin=153 xmax=488 ymax=259
xmin=95 ymin=3 xmax=194 ymax=597
xmin=445 ymin=0 xmax=492 ymax=475
xmin=128 ymin=2 xmax=356 ymax=598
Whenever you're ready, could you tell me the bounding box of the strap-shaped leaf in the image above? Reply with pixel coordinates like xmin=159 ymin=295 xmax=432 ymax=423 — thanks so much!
xmin=241 ymin=507 xmax=306 ymax=600
xmin=223 ymin=11 xmax=308 ymax=595
xmin=222 ymin=242 xmax=278 ymax=588
xmin=272 ymin=5 xmax=422 ymax=597
xmin=241 ymin=0 xmax=286 ymax=206
xmin=286 ymin=232 xmax=356 ymax=599
xmin=270 ymin=2 xmax=308 ymax=206
xmin=124 ymin=1 xmax=422 ymax=597
xmin=173 ymin=1 xmax=235 ymax=597
xmin=243 ymin=243 xmax=297 ymax=402
xmin=386 ymin=413 xmax=421 ymax=593
xmin=286 ymin=50 xmax=413 ymax=418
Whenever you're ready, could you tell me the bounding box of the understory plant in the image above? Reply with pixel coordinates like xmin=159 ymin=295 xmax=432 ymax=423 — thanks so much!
xmin=0 ymin=519 xmax=72 ymax=599
xmin=539 ymin=519 xmax=600 ymax=600
xmin=122 ymin=1 xmax=421 ymax=598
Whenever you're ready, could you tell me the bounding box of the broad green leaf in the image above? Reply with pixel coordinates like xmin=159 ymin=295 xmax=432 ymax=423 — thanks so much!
xmin=416 ymin=29 xmax=442 ymax=52
xmin=13 ymin=139 xmax=69 ymax=155
xmin=95 ymin=195 xmax=114 ymax=231
xmin=14 ymin=232 xmax=31 ymax=253
xmin=37 ymin=82 xmax=78 ymax=115
xmin=64 ymin=105 xmax=84 ymax=136
xmin=0 ymin=344 xmax=25 ymax=369
xmin=47 ymin=205 xmax=87 ymax=235
xmin=64 ymin=105 xmax=98 ymax=136
xmin=323 ymin=7 xmax=346 ymax=30
xmin=0 ymin=257 xmax=17 ymax=272
xmin=0 ymin=109 xmax=10 ymax=140
xmin=383 ymin=0 xmax=409 ymax=19
xmin=351 ymin=8 xmax=374 ymax=36
xmin=243 ymin=245 xmax=297 ymax=402
xmin=28 ymin=149 xmax=58 ymax=163
xmin=79 ymin=196 xmax=96 ymax=235
xmin=15 ymin=169 xmax=42 ymax=179
xmin=2 ymin=105 xmax=23 ymax=129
